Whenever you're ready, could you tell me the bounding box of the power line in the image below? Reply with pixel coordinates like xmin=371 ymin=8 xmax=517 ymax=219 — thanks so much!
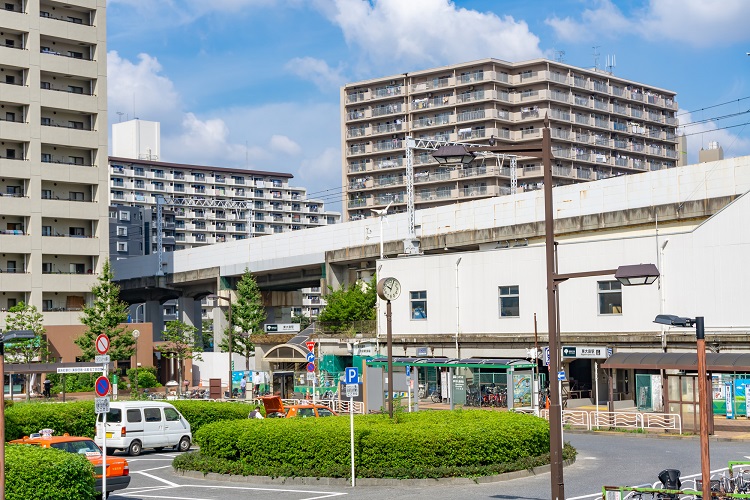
xmin=675 ymin=96 xmax=750 ymax=118
xmin=679 ymin=121 xmax=749 ymax=138
xmin=678 ymin=109 xmax=750 ymax=127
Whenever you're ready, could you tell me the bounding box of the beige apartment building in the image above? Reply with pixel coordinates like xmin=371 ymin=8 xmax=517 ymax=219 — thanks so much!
xmin=0 ymin=1 xmax=109 ymax=327
xmin=341 ymin=58 xmax=679 ymax=221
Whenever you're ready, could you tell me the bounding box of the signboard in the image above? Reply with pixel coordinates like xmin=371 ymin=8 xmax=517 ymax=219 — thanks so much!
xmin=557 ymin=371 xmax=566 ymax=381
xmin=543 ymin=346 xmax=550 ymax=366
xmin=726 ymin=381 xmax=734 ymax=419
xmin=345 ymin=384 xmax=359 ymax=398
xmin=307 ymin=373 xmax=316 ymax=382
xmin=306 ymin=352 xmax=315 ymax=363
xmin=452 ymin=375 xmax=466 ymax=405
xmin=416 ymin=346 xmax=429 ymax=357
xmin=265 ymin=323 xmax=301 ymax=333
xmin=513 ymin=373 xmax=532 ymax=406
xmin=305 ymin=341 xmax=315 ymax=352
xmin=344 ymin=367 xmax=359 ymax=384
xmin=746 ymin=384 xmax=750 ymax=418
xmin=306 ymin=362 xmax=315 ymax=373
xmin=57 ymin=366 xmax=102 ymax=374
xmin=95 ymin=355 xmax=110 ymax=364
xmin=95 ymin=376 xmax=111 ymax=397
xmin=95 ymin=397 xmax=110 ymax=414
xmin=562 ymin=345 xmax=608 ymax=359
xmin=95 ymin=334 xmax=110 ymax=355
xmin=405 ymin=365 xmax=411 ymax=377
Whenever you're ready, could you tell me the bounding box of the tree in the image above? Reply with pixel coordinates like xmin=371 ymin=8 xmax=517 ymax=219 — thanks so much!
xmin=291 ymin=312 xmax=311 ymax=331
xmin=75 ymin=260 xmax=135 ymax=364
xmin=201 ymin=319 xmax=214 ymax=351
xmin=4 ymin=302 xmax=50 ymax=401
xmin=318 ymin=276 xmax=377 ymax=331
xmin=224 ymin=268 xmax=266 ymax=370
xmin=156 ymin=320 xmax=202 ymax=394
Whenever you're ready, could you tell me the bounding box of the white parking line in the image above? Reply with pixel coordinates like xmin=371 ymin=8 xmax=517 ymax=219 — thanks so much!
xmin=132 ymin=469 xmax=180 ymax=487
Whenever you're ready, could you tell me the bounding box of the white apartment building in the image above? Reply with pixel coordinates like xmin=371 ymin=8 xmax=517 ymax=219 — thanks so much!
xmin=109 ymin=120 xmax=340 ymax=253
xmin=0 ymin=0 xmax=109 ymax=323
xmin=342 ymin=58 xmax=679 ymax=221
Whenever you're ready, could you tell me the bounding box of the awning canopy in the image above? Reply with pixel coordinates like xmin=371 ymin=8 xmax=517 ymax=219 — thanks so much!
xmin=602 ymin=352 xmax=750 ymax=372
xmin=367 ymin=357 xmax=535 ymax=370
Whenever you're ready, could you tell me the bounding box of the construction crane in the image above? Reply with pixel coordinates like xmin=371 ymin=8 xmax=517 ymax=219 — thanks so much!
xmin=154 ymin=195 xmax=253 ymax=276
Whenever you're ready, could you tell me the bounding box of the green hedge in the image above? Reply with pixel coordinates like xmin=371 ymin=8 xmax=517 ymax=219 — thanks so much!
xmin=4 ymin=400 xmax=251 ymax=441
xmin=6 ymin=444 xmax=97 ymax=500
xmin=5 ymin=401 xmax=97 ymax=440
xmin=177 ymin=410 xmax=560 ymax=479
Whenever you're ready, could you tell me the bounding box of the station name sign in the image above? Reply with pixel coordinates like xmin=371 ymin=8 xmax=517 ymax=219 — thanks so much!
xmin=561 ymin=346 xmax=608 ymax=359
xmin=264 ymin=323 xmax=301 ymax=333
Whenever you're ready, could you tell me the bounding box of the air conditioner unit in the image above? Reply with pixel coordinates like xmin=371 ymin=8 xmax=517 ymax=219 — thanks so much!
xmin=469 ymin=86 xmax=474 ymax=90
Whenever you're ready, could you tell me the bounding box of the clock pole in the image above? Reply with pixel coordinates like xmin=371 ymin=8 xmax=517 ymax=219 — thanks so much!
xmin=386 ymin=298 xmax=393 ymax=418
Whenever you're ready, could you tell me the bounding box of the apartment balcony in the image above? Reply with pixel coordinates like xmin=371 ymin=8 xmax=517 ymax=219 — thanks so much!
xmin=459 ymin=185 xmax=498 ymax=199
xmin=0 ymin=194 xmax=30 ymax=215
xmin=0 ymin=272 xmax=30 ymax=294
xmin=0 ymin=117 xmax=28 ymax=142
xmin=346 ymin=91 xmax=367 ymax=104
xmin=370 ymin=85 xmax=403 ymax=101
xmin=411 ymin=77 xmax=452 ymax=93
xmin=371 ymin=103 xmax=403 ymax=117
xmin=41 ymin=199 xmax=98 ymax=220
xmin=347 ymin=127 xmax=366 ymax=139
xmin=40 ymin=123 xmax=97 ymax=149
xmin=40 ymin=13 xmax=97 ymax=44
xmin=41 ymin=88 xmax=98 ymax=114
xmin=372 ymin=157 xmax=402 ymax=170
xmin=457 ymin=128 xmax=487 ymax=141
xmin=0 ymin=79 xmax=29 ymax=105
xmin=348 ymin=198 xmax=370 ymax=209
xmin=41 ymin=233 xmax=99 ymax=255
xmin=372 ymin=140 xmax=402 ymax=152
xmin=0 ymin=44 xmax=28 ymax=68
xmin=370 ymin=122 xmax=403 ymax=136
xmin=550 ymin=90 xmax=572 ymax=104
xmin=412 ymin=115 xmax=451 ymax=130
xmin=0 ymin=231 xmax=29 ymax=253
xmin=40 ymin=48 xmax=98 ymax=79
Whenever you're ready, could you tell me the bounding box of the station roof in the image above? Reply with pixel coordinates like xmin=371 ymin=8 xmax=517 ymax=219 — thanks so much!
xmin=366 ymin=357 xmax=535 ymax=369
xmin=602 ymin=352 xmax=750 ymax=372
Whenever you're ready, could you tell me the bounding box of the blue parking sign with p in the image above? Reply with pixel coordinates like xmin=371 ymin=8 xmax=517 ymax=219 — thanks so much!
xmin=345 ymin=367 xmax=359 ymax=384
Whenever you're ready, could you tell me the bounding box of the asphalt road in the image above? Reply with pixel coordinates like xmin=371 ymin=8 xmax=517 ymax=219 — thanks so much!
xmin=111 ymin=434 xmax=750 ymax=499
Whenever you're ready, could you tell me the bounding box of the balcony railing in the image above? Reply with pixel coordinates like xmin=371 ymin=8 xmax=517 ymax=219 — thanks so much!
xmin=40 ymin=12 xmax=92 ymax=25
xmin=41 ymin=48 xmax=93 ymax=61
xmin=41 ymin=156 xmax=93 ymax=167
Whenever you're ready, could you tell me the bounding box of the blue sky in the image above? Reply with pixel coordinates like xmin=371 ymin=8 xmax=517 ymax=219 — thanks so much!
xmin=106 ymin=0 xmax=750 ymax=212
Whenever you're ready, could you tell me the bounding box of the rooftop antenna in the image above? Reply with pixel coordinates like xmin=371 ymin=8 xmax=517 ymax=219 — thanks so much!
xmin=554 ymin=50 xmax=565 ymax=63
xmin=245 ymin=140 xmax=249 ymax=167
xmin=116 ymin=111 xmax=124 ymax=122
xmin=592 ymin=46 xmax=601 ymax=70
xmin=606 ymin=54 xmax=616 ymax=74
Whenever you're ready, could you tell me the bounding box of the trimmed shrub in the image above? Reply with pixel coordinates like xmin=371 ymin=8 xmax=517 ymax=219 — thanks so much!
xmin=180 ymin=410 xmax=555 ymax=479
xmin=126 ymin=366 xmax=160 ymax=389
xmin=5 ymin=401 xmax=97 ymax=440
xmin=171 ymin=400 xmax=250 ymax=435
xmin=6 ymin=444 xmax=97 ymax=500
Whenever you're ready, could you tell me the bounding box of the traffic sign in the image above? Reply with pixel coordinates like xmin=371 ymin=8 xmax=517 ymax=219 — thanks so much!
xmin=306 ymin=373 xmax=316 ymax=382
xmin=95 ymin=397 xmax=110 ymax=414
xmin=306 ymin=352 xmax=315 ymax=363
xmin=95 ymin=376 xmax=111 ymax=397
xmin=305 ymin=341 xmax=315 ymax=352
xmin=95 ymin=354 xmax=110 ymax=364
xmin=405 ymin=365 xmax=411 ymax=377
xmin=306 ymin=362 xmax=315 ymax=373
xmin=557 ymin=371 xmax=566 ymax=381
xmin=543 ymin=346 xmax=550 ymax=366
xmin=345 ymin=384 xmax=359 ymax=398
xmin=344 ymin=367 xmax=359 ymax=384
xmin=95 ymin=334 xmax=110 ymax=355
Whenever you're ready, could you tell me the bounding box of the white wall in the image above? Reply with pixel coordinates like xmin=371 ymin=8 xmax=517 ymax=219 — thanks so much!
xmin=112 ymin=119 xmax=160 ymax=160
xmin=377 ymin=191 xmax=750 ymax=341
xmin=190 ymin=352 xmax=251 ymax=387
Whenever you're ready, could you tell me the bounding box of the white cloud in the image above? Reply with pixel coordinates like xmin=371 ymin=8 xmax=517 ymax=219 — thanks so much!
xmin=285 ymin=57 xmax=347 ymax=91
xmin=107 ymin=51 xmax=180 ymax=125
xmin=546 ymin=0 xmax=749 ymax=47
xmin=316 ymin=0 xmax=544 ymax=72
xmin=678 ymin=110 xmax=750 ymax=164
xmin=269 ymin=135 xmax=302 ymax=156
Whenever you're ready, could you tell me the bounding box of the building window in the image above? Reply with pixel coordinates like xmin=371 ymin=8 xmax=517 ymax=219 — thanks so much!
xmin=119 ymin=211 xmax=130 ymax=221
xmin=498 ymin=285 xmax=520 ymax=317
xmin=117 ymin=242 xmax=128 ymax=252
xmin=117 ymin=226 xmax=127 ymax=237
xmin=410 ymin=291 xmax=427 ymax=320
xmin=598 ymin=281 xmax=622 ymax=315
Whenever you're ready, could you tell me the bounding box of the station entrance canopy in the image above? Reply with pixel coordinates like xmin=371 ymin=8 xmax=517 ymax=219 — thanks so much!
xmin=366 ymin=357 xmax=535 ymax=370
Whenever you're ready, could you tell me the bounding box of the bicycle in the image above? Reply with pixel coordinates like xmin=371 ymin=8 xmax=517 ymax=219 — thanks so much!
xmin=429 ymin=390 xmax=442 ymax=403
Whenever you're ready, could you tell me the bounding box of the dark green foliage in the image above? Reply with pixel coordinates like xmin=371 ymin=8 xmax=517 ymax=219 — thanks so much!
xmin=5 ymin=401 xmax=97 ymax=440
xmin=178 ymin=410 xmax=556 ymax=479
xmin=125 ymin=366 xmax=160 ymax=389
xmin=6 ymin=444 xmax=97 ymax=500
xmin=45 ymin=372 xmax=97 ymax=394
xmin=170 ymin=400 xmax=250 ymax=435
xmin=318 ymin=277 xmax=377 ymax=331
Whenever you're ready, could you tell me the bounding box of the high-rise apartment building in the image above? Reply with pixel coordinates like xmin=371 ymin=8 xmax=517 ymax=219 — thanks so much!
xmin=341 ymin=58 xmax=678 ymax=220
xmin=109 ymin=120 xmax=340 ymax=253
xmin=0 ymin=0 xmax=109 ymax=320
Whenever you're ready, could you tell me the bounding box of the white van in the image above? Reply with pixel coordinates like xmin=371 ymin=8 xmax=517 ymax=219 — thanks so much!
xmin=95 ymin=401 xmax=192 ymax=456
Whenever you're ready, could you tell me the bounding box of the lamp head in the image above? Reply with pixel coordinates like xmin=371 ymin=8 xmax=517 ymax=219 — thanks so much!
xmin=1 ymin=330 xmax=35 ymax=343
xmin=432 ymin=144 xmax=475 ymax=166
xmin=615 ymin=263 xmax=660 ymax=286
xmin=654 ymin=314 xmax=694 ymax=327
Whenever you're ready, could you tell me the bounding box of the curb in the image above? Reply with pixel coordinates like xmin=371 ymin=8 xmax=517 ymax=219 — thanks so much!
xmin=565 ymin=428 xmax=750 ymax=442
xmin=173 ymin=458 xmax=576 ymax=486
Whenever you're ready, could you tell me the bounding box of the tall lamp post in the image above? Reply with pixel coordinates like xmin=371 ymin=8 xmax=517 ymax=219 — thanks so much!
xmin=132 ymin=329 xmax=140 ymax=397
xmin=0 ymin=329 xmax=35 ymax=500
xmin=208 ymin=293 xmax=233 ymax=398
xmin=654 ymin=314 xmax=710 ymax=499
xmin=432 ymin=119 xmax=660 ymax=500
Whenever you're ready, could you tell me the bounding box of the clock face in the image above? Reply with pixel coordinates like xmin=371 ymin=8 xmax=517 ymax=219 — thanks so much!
xmin=377 ymin=277 xmax=401 ymax=301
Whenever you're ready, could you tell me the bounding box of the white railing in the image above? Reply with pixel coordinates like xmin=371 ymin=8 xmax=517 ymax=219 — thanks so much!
xmin=527 ymin=408 xmax=682 ymax=434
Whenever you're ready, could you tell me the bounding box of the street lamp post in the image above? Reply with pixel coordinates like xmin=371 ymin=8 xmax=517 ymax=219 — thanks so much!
xmin=132 ymin=329 xmax=140 ymax=397
xmin=654 ymin=314 xmax=710 ymax=499
xmin=0 ymin=329 xmax=35 ymax=500
xmin=208 ymin=293 xmax=233 ymax=399
xmin=432 ymin=119 xmax=660 ymax=500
